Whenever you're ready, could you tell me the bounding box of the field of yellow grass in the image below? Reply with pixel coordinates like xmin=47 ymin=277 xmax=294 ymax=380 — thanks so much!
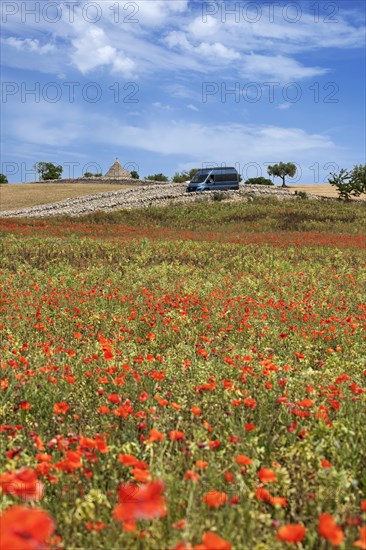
xmin=0 ymin=183 xmax=132 ymax=211
xmin=289 ymin=184 xmax=340 ymax=197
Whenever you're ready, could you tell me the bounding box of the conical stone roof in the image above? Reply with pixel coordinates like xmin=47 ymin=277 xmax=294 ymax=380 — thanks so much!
xmin=104 ymin=159 xmax=131 ymax=179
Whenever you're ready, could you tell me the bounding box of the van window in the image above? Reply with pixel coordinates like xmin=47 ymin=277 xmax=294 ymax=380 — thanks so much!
xmin=213 ymin=169 xmax=237 ymax=182
xmin=191 ymin=170 xmax=210 ymax=183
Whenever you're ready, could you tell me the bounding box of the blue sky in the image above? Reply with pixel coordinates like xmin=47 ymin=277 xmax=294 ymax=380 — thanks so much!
xmin=1 ymin=0 xmax=365 ymax=183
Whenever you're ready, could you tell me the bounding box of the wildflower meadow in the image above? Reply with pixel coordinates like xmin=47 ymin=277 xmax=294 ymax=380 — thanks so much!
xmin=0 ymin=198 xmax=365 ymax=549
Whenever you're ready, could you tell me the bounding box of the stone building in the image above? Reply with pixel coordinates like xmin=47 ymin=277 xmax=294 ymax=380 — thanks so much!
xmin=103 ymin=159 xmax=131 ymax=179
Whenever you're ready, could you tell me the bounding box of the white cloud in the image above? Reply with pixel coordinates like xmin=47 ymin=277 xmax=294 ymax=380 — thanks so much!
xmin=152 ymin=102 xmax=173 ymax=110
xmin=135 ymin=0 xmax=189 ymax=26
xmin=6 ymin=99 xmax=335 ymax=160
xmin=240 ymin=53 xmax=328 ymax=80
xmin=277 ymin=103 xmax=292 ymax=110
xmin=188 ymin=15 xmax=218 ymax=38
xmin=197 ymin=42 xmax=240 ymax=61
xmin=187 ymin=104 xmax=199 ymax=112
xmin=6 ymin=102 xmax=83 ymax=146
xmin=86 ymin=117 xmax=336 ymax=161
xmin=3 ymin=37 xmax=54 ymax=54
xmin=1 ymin=1 xmax=364 ymax=81
xmin=165 ymin=30 xmax=191 ymax=50
xmin=70 ymin=26 xmax=135 ymax=76
xmin=165 ymin=31 xmax=240 ymax=62
xmin=103 ymin=0 xmax=189 ymax=28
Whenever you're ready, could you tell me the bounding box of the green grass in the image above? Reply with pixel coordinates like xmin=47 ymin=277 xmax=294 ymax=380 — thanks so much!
xmin=66 ymin=197 xmax=366 ymax=234
xmin=0 ymin=225 xmax=365 ymax=549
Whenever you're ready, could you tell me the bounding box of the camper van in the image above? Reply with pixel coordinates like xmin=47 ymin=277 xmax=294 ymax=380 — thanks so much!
xmin=186 ymin=167 xmax=239 ymax=192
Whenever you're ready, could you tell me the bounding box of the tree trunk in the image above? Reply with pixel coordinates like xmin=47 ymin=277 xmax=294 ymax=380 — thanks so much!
xmin=281 ymin=176 xmax=287 ymax=187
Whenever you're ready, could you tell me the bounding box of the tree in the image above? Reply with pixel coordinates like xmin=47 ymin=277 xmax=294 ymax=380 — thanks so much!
xmin=267 ymin=162 xmax=297 ymax=187
xmin=328 ymin=164 xmax=366 ymax=200
xmin=34 ymin=162 xmax=63 ymax=181
xmin=0 ymin=174 xmax=8 ymax=184
xmin=350 ymin=164 xmax=366 ymax=195
xmin=145 ymin=173 xmax=169 ymax=182
xmin=189 ymin=168 xmax=199 ymax=180
xmin=84 ymin=172 xmax=102 ymax=178
xmin=245 ymin=177 xmax=273 ymax=186
xmin=172 ymin=171 xmax=189 ymax=183
xmin=130 ymin=170 xmax=139 ymax=179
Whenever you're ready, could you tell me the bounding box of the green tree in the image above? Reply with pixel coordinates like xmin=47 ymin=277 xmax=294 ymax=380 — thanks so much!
xmin=130 ymin=170 xmax=140 ymax=179
xmin=0 ymin=174 xmax=8 ymax=184
xmin=172 ymin=171 xmax=189 ymax=183
xmin=245 ymin=177 xmax=273 ymax=186
xmin=84 ymin=172 xmax=102 ymax=177
xmin=145 ymin=173 xmax=169 ymax=182
xmin=267 ymin=162 xmax=297 ymax=187
xmin=34 ymin=162 xmax=63 ymax=181
xmin=328 ymin=164 xmax=366 ymax=200
xmin=350 ymin=164 xmax=366 ymax=195
xmin=189 ymin=168 xmax=199 ymax=179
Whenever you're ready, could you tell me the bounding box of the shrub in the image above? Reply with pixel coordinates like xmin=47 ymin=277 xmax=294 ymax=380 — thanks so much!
xmin=212 ymin=191 xmax=227 ymax=201
xmin=245 ymin=177 xmax=274 ymax=186
xmin=145 ymin=173 xmax=169 ymax=182
xmin=294 ymin=191 xmax=309 ymax=199
xmin=130 ymin=170 xmax=140 ymax=179
xmin=172 ymin=171 xmax=189 ymax=183
xmin=0 ymin=174 xmax=8 ymax=184
xmin=328 ymin=165 xmax=366 ymax=200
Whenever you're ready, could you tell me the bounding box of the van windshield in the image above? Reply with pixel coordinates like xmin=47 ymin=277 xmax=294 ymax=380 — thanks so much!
xmin=190 ymin=170 xmax=210 ymax=183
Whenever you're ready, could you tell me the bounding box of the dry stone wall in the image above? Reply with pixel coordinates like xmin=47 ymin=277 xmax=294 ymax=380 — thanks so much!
xmin=20 ymin=177 xmax=171 ymax=186
xmin=0 ymin=183 xmax=324 ymax=219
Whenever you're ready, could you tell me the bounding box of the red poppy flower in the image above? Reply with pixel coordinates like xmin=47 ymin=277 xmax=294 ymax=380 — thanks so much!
xmin=235 ymin=454 xmax=253 ymax=466
xmin=131 ymin=468 xmax=151 ymax=483
xmin=318 ymin=513 xmax=344 ymax=546
xmin=255 ymin=487 xmax=272 ymax=502
xmin=243 ymin=397 xmax=257 ymax=409
xmin=353 ymin=526 xmax=366 ymax=549
xmin=113 ymin=481 xmax=167 ymax=522
xmin=55 ymin=450 xmax=82 ymax=472
xmin=194 ymin=531 xmax=232 ymax=549
xmin=297 ymin=398 xmax=314 ymax=408
xmin=196 ymin=460 xmax=208 ymax=469
xmin=185 ymin=470 xmax=200 ymax=482
xmin=85 ymin=521 xmax=106 ymax=532
xmin=0 ymin=468 xmax=44 ymax=501
xmin=147 ymin=429 xmax=165 ymax=443
xmin=169 ymin=430 xmax=185 ymax=441
xmin=245 ymin=423 xmax=256 ymax=431
xmin=202 ymin=490 xmax=228 ymax=508
xmin=0 ymin=505 xmax=54 ymax=550
xmin=270 ymin=496 xmax=287 ymax=507
xmin=225 ymin=471 xmax=234 ymax=483
xmin=258 ymin=468 xmax=277 ymax=483
xmin=172 ymin=518 xmax=187 ymax=530
xmin=276 ymin=524 xmax=306 ymax=544
xmin=118 ymin=454 xmax=140 ymax=467
xmin=53 ymin=402 xmax=69 ymax=415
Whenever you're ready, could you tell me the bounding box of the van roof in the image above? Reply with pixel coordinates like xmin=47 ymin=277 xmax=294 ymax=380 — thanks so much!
xmin=200 ymin=167 xmax=237 ymax=171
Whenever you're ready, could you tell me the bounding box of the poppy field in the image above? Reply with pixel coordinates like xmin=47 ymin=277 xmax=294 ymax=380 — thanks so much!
xmin=0 ymin=199 xmax=365 ymax=549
